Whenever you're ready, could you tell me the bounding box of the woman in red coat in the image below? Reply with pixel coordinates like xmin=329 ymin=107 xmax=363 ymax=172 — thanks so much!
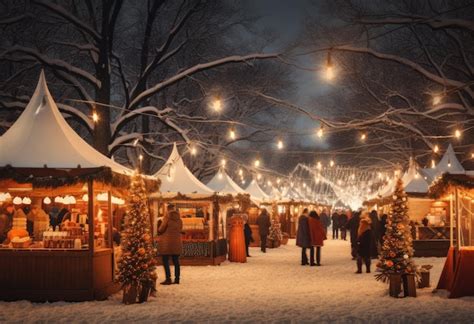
xmin=308 ymin=210 xmax=327 ymax=266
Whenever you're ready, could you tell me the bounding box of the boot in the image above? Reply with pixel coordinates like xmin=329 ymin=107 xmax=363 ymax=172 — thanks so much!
xmin=160 ymin=278 xmax=172 ymax=285
xmin=173 ymin=278 xmax=180 ymax=285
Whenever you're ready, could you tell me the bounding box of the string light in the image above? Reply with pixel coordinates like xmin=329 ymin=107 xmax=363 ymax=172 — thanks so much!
xmin=431 ymin=159 xmax=436 ymax=169
xmin=323 ymin=51 xmax=335 ymax=81
xmin=138 ymin=154 xmax=143 ymax=161
xmin=229 ymin=128 xmax=236 ymax=140
xmin=211 ymin=97 xmax=222 ymax=112
xmin=277 ymin=139 xmax=284 ymax=150
xmin=133 ymin=138 xmax=139 ymax=147
xmin=221 ymin=159 xmax=227 ymax=167
xmin=433 ymin=145 xmax=439 ymax=153
xmin=317 ymin=161 xmax=322 ymax=170
xmin=360 ymin=133 xmax=367 ymax=141
xmin=254 ymin=158 xmax=261 ymax=168
xmin=432 ymin=94 xmax=442 ymax=106
xmin=317 ymin=127 xmax=324 ymax=138
xmin=238 ymin=169 xmax=243 ymax=176
xmin=267 ymin=180 xmax=272 ymax=186
xmin=257 ymin=173 xmax=262 ymax=180
xmin=454 ymin=129 xmax=461 ymax=139
xmin=329 ymin=160 xmax=335 ymax=167
xmin=92 ymin=112 xmax=99 ymax=122
xmin=276 ymin=178 xmax=281 ymax=184
xmin=190 ymin=146 xmax=197 ymax=156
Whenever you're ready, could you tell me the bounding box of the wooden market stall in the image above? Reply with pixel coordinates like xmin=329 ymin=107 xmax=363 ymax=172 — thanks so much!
xmin=244 ymin=178 xmax=272 ymax=245
xmin=0 ymin=72 xmax=159 ymax=301
xmin=430 ymin=173 xmax=474 ymax=298
xmin=150 ymin=144 xmax=227 ymax=266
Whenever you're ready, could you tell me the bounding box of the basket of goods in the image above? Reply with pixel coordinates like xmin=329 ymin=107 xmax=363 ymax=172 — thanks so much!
xmin=11 ymin=236 xmax=31 ymax=248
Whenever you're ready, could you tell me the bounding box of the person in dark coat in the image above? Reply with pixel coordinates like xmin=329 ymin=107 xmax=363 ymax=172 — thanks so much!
xmin=256 ymin=208 xmax=271 ymax=253
xmin=308 ymin=210 xmax=327 ymax=266
xmin=296 ymin=208 xmax=311 ymax=265
xmin=320 ymin=208 xmax=330 ymax=234
xmin=346 ymin=211 xmax=361 ymax=259
xmin=243 ymin=215 xmax=254 ymax=257
xmin=331 ymin=211 xmax=340 ymax=239
xmin=369 ymin=210 xmax=380 ymax=258
xmin=339 ymin=211 xmax=348 ymax=241
xmin=380 ymin=214 xmax=388 ymax=244
xmin=355 ymin=214 xmax=372 ymax=273
xmin=158 ymin=204 xmax=183 ymax=285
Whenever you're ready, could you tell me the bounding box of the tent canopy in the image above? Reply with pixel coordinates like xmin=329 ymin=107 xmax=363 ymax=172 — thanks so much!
xmin=0 ymin=71 xmax=132 ymax=176
xmin=206 ymin=168 xmax=246 ymax=195
xmin=152 ymin=143 xmax=215 ymax=199
xmin=245 ymin=178 xmax=271 ymax=202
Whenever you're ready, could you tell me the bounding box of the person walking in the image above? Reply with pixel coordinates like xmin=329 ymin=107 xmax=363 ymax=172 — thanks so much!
xmin=369 ymin=210 xmax=381 ymax=258
xmin=243 ymin=215 xmax=254 ymax=257
xmin=355 ymin=213 xmax=372 ymax=274
xmin=296 ymin=208 xmax=311 ymax=265
xmin=346 ymin=211 xmax=361 ymax=259
xmin=308 ymin=210 xmax=327 ymax=266
xmin=320 ymin=208 xmax=331 ymax=235
xmin=158 ymin=204 xmax=183 ymax=285
xmin=339 ymin=211 xmax=348 ymax=241
xmin=331 ymin=210 xmax=340 ymax=239
xmin=256 ymin=208 xmax=271 ymax=253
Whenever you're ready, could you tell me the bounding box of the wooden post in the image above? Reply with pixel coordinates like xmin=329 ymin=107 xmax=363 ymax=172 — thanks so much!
xmin=449 ymin=193 xmax=454 ymax=248
xmin=456 ymin=188 xmax=461 ymax=250
xmin=87 ymin=179 xmax=95 ymax=296
xmin=107 ymin=191 xmax=113 ymax=248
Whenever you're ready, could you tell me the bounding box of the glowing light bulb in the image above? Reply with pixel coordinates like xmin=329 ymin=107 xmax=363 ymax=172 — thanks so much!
xmin=277 ymin=139 xmax=284 ymax=150
xmin=92 ymin=112 xmax=99 ymax=122
xmin=317 ymin=161 xmax=322 ymax=170
xmin=448 ymin=162 xmax=452 ymax=168
xmin=221 ymin=159 xmax=226 ymax=167
xmin=133 ymin=138 xmax=139 ymax=147
xmin=238 ymin=169 xmax=243 ymax=176
xmin=229 ymin=128 xmax=236 ymax=140
xmin=317 ymin=127 xmax=323 ymax=138
xmin=139 ymin=154 xmax=143 ymax=161
xmin=433 ymin=145 xmax=439 ymax=153
xmin=432 ymin=95 xmax=442 ymax=105
xmin=254 ymin=159 xmax=260 ymax=167
xmin=241 ymin=180 xmax=246 ymax=185
xmin=431 ymin=159 xmax=436 ymax=169
xmin=211 ymin=98 xmax=222 ymax=112
xmin=471 ymin=153 xmax=474 ymax=159
xmin=277 ymin=178 xmax=281 ymax=184
xmin=360 ymin=133 xmax=367 ymax=141
xmin=257 ymin=173 xmax=262 ymax=180
xmin=330 ymin=160 xmax=335 ymax=167
xmin=454 ymin=129 xmax=461 ymax=139
xmin=267 ymin=181 xmax=272 ymax=186
xmin=190 ymin=146 xmax=197 ymax=156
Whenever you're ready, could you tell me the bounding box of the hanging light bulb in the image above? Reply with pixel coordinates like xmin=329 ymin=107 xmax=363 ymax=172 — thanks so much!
xmin=218 ymin=172 xmax=223 ymax=179
xmin=190 ymin=146 xmax=197 ymax=156
xmin=323 ymin=51 xmax=335 ymax=80
xmin=221 ymin=159 xmax=227 ymax=167
xmin=317 ymin=127 xmax=324 ymax=138
xmin=13 ymin=197 xmax=22 ymax=205
xmin=432 ymin=94 xmax=442 ymax=106
xmin=454 ymin=129 xmax=461 ymax=139
xmin=317 ymin=161 xmax=322 ymax=170
xmin=329 ymin=160 xmax=335 ymax=167
xmin=139 ymin=154 xmax=143 ymax=161
xmin=431 ymin=159 xmax=436 ymax=169
xmin=277 ymin=178 xmax=281 ymax=184
xmin=433 ymin=145 xmax=439 ymax=153
xmin=82 ymin=194 xmax=89 ymax=202
xmin=267 ymin=180 xmax=272 ymax=186
xmin=254 ymin=158 xmax=261 ymax=168
xmin=238 ymin=169 xmax=243 ymax=176
xmin=471 ymin=153 xmax=474 ymax=159
xmin=22 ymin=197 xmax=31 ymax=205
xmin=277 ymin=139 xmax=284 ymax=150
xmin=229 ymin=128 xmax=236 ymax=140
xmin=241 ymin=180 xmax=246 ymax=185
xmin=133 ymin=138 xmax=139 ymax=147
xmin=257 ymin=173 xmax=262 ymax=180
xmin=92 ymin=111 xmax=99 ymax=122
xmin=360 ymin=133 xmax=367 ymax=141
xmin=43 ymin=197 xmax=52 ymax=205
xmin=211 ymin=97 xmax=222 ymax=112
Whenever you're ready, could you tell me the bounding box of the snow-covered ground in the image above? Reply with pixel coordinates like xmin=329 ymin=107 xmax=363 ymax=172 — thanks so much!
xmin=1 ymin=239 xmax=473 ymax=323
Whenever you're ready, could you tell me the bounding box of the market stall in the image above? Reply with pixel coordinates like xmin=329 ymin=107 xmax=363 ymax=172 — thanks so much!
xmin=150 ymin=144 xmax=227 ymax=265
xmin=430 ymin=173 xmax=474 ymax=298
xmin=0 ymin=72 xmax=158 ymax=301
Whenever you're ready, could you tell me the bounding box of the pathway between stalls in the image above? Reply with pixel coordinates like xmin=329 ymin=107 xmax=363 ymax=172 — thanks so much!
xmin=1 ymin=239 xmax=473 ymax=323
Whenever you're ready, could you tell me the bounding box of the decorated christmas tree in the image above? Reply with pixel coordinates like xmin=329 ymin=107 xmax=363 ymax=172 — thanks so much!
xmin=267 ymin=218 xmax=283 ymax=248
xmin=118 ymin=172 xmax=157 ymax=304
xmin=376 ymin=178 xmax=416 ymax=282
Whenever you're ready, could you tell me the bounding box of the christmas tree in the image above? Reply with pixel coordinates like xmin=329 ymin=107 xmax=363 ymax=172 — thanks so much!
xmin=268 ymin=218 xmax=283 ymax=248
xmin=376 ymin=178 xmax=416 ymax=282
xmin=118 ymin=172 xmax=157 ymax=303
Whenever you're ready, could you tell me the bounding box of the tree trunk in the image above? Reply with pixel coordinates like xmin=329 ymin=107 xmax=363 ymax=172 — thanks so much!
xmin=93 ymin=67 xmax=112 ymax=156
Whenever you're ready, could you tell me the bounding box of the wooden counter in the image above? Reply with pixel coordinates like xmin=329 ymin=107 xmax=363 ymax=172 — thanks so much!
xmin=0 ymin=248 xmax=119 ymax=302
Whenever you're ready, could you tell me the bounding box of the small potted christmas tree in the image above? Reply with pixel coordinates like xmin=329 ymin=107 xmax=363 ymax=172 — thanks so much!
xmin=118 ymin=172 xmax=157 ymax=304
xmin=376 ymin=178 xmax=417 ymax=297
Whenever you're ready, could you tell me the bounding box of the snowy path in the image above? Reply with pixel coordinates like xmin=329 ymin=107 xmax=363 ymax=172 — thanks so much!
xmin=1 ymin=239 xmax=473 ymax=323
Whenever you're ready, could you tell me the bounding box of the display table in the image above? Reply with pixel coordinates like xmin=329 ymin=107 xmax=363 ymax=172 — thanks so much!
xmin=155 ymin=239 xmax=227 ymax=266
xmin=0 ymin=248 xmax=119 ymax=301
xmin=437 ymin=247 xmax=474 ymax=298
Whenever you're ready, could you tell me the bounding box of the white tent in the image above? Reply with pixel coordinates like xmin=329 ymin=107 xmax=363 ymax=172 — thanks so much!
xmin=245 ymin=179 xmax=271 ymax=202
xmin=421 ymin=144 xmax=465 ymax=182
xmin=403 ymin=158 xmax=430 ymax=194
xmin=206 ymin=168 xmax=246 ymax=195
xmin=152 ymin=143 xmax=215 ymax=199
xmin=0 ymin=71 xmax=132 ymax=175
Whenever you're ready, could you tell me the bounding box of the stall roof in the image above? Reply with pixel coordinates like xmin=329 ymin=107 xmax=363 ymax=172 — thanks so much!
xmin=151 ymin=143 xmax=215 ymax=198
xmin=421 ymin=144 xmax=465 ymax=182
xmin=0 ymin=71 xmax=132 ymax=176
xmin=206 ymin=168 xmax=246 ymax=195
xmin=403 ymin=158 xmax=430 ymax=194
xmin=245 ymin=179 xmax=271 ymax=202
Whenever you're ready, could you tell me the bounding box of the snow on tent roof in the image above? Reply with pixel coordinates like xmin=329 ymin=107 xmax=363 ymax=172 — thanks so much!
xmin=245 ymin=179 xmax=271 ymax=202
xmin=152 ymin=143 xmax=215 ymax=197
xmin=0 ymin=71 xmax=132 ymax=175
xmin=421 ymin=144 xmax=464 ymax=183
xmin=206 ymin=168 xmax=246 ymax=195
xmin=403 ymin=158 xmax=429 ymax=194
